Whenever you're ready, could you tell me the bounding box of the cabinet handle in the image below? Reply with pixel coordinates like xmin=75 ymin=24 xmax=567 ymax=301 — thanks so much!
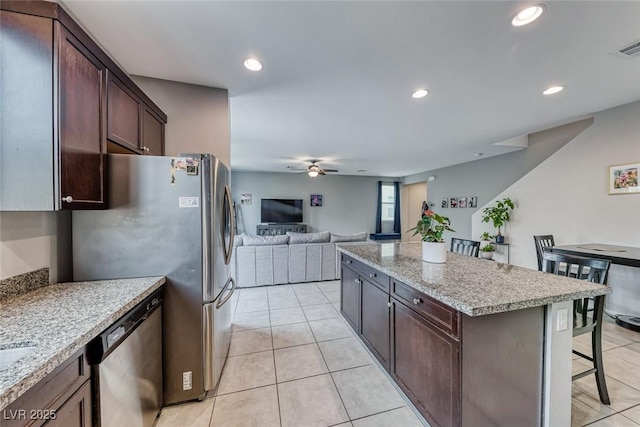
xmin=141 ymin=146 xmax=150 ymax=152
xmin=413 ymin=298 xmax=422 ymax=305
xmin=62 ymin=196 xmax=73 ymax=203
xmin=369 ymin=273 xmax=376 ymax=279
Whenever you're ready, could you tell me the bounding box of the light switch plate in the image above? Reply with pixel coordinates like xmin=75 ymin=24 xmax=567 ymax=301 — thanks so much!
xmin=557 ymin=308 xmax=568 ymax=331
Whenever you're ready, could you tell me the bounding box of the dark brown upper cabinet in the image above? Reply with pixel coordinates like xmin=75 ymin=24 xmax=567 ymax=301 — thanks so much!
xmin=107 ymin=75 xmax=166 ymax=156
xmin=0 ymin=9 xmax=106 ymax=210
xmin=142 ymin=107 xmax=165 ymax=156
xmin=0 ymin=1 xmax=167 ymax=211
xmin=107 ymin=73 xmax=142 ymax=153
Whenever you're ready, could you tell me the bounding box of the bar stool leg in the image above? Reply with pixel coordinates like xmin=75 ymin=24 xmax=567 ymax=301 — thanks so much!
xmin=592 ymin=297 xmax=610 ymax=405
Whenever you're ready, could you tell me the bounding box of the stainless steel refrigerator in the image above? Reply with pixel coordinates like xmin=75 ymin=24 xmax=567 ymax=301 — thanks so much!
xmin=72 ymin=153 xmax=236 ymax=406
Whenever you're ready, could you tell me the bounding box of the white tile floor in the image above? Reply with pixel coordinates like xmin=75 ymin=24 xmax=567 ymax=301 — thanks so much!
xmin=156 ymin=280 xmax=426 ymax=427
xmin=155 ymin=281 xmax=640 ymax=427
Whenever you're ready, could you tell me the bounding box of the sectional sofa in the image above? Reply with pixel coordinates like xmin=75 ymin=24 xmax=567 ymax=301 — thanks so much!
xmin=231 ymin=231 xmax=369 ymax=287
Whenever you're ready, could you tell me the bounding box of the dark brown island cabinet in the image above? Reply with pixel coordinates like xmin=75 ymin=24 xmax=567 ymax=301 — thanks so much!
xmin=0 ymin=1 xmax=167 ymax=211
xmin=341 ymin=254 xmax=545 ymax=427
xmin=2 ymin=349 xmax=92 ymax=427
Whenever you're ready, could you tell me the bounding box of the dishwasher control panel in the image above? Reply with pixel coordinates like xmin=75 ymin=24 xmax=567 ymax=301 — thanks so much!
xmin=87 ymin=288 xmax=163 ymax=363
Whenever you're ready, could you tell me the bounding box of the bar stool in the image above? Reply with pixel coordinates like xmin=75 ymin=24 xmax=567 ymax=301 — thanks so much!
xmin=542 ymin=251 xmax=611 ymax=405
xmin=450 ymin=238 xmax=480 ymax=257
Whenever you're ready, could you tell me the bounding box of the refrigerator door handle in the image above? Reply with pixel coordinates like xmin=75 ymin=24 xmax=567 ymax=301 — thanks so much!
xmin=222 ymin=184 xmax=235 ymax=266
xmin=216 ymin=277 xmax=236 ymax=309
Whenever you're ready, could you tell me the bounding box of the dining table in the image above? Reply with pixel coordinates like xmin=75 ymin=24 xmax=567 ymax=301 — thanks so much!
xmin=551 ymin=243 xmax=640 ymax=332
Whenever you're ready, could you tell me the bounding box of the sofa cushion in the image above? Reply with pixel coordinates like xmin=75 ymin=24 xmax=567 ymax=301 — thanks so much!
xmin=287 ymin=231 xmax=331 ymax=244
xmin=242 ymin=234 xmax=290 ymax=246
xmin=330 ymin=232 xmax=368 ymax=243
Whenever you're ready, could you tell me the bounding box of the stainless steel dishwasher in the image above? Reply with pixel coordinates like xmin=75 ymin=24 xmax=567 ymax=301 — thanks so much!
xmin=88 ymin=289 xmax=163 ymax=427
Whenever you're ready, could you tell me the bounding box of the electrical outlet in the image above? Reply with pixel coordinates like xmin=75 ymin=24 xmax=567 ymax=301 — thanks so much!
xmin=557 ymin=308 xmax=568 ymax=331
xmin=183 ymin=371 xmax=192 ymax=390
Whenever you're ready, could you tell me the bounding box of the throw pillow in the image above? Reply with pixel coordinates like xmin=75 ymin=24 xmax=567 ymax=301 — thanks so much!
xmin=242 ymin=234 xmax=290 ymax=246
xmin=286 ymin=231 xmax=331 ymax=244
xmin=330 ymin=232 xmax=368 ymax=243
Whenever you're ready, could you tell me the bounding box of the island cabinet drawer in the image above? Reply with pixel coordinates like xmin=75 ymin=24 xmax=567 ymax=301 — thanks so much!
xmin=341 ymin=255 xmax=390 ymax=292
xmin=391 ymin=280 xmax=460 ymax=339
xmin=3 ymin=349 xmax=90 ymax=427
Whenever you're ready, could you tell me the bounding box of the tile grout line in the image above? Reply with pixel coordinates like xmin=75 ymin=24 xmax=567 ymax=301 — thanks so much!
xmin=266 ymin=284 xmax=284 ymax=427
xmin=307 ymin=310 xmax=352 ymax=424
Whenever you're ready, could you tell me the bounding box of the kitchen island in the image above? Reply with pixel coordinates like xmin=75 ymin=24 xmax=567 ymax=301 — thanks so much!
xmin=0 ymin=276 xmax=165 ymax=415
xmin=337 ymin=242 xmax=610 ymax=427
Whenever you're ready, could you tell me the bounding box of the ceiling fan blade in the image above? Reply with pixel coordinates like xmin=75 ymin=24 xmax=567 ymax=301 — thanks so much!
xmin=287 ymin=167 xmax=307 ymax=171
xmin=318 ymin=170 xmax=326 ymax=176
xmin=322 ymin=169 xmax=339 ymax=173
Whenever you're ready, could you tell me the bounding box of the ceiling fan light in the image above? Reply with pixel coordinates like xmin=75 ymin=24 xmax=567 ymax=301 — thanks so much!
xmin=308 ymin=170 xmax=319 ymax=178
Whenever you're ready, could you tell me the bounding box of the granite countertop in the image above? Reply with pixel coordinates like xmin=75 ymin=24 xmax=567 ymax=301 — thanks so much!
xmin=0 ymin=276 xmax=165 ymax=410
xmin=338 ymin=242 xmax=610 ymax=317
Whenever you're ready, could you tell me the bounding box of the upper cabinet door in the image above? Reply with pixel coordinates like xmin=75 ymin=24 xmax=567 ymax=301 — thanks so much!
xmin=107 ymin=72 xmax=142 ymax=153
xmin=57 ymin=23 xmax=106 ymax=209
xmin=142 ymin=107 xmax=165 ymax=155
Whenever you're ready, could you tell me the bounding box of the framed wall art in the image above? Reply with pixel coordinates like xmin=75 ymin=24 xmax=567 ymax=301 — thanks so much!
xmin=449 ymin=197 xmax=458 ymax=208
xmin=468 ymin=196 xmax=477 ymax=208
xmin=609 ymin=162 xmax=640 ymax=195
xmin=240 ymin=194 xmax=252 ymax=205
xmin=310 ymin=194 xmax=323 ymax=206
xmin=458 ymin=197 xmax=467 ymax=208
xmin=441 ymin=198 xmax=448 ymax=208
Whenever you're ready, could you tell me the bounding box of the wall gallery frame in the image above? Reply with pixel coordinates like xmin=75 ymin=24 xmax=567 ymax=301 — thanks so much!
xmin=310 ymin=194 xmax=323 ymax=206
xmin=442 ymin=196 xmax=477 ymax=208
xmin=240 ymin=194 xmax=252 ymax=205
xmin=608 ymin=162 xmax=640 ymax=195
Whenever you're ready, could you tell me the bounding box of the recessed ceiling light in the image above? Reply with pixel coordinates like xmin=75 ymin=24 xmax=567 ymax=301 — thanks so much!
xmin=511 ymin=5 xmax=545 ymax=27
xmin=542 ymin=86 xmax=564 ymax=95
xmin=412 ymin=89 xmax=429 ymax=99
xmin=243 ymin=58 xmax=263 ymax=71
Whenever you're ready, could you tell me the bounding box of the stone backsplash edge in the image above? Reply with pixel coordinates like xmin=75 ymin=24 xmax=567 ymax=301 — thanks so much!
xmin=0 ymin=268 xmax=50 ymax=302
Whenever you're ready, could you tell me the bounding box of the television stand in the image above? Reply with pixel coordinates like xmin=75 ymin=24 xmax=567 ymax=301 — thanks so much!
xmin=256 ymin=224 xmax=307 ymax=236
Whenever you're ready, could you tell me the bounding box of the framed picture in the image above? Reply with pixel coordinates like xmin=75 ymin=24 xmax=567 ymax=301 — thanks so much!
xmin=449 ymin=197 xmax=458 ymax=208
xmin=441 ymin=198 xmax=448 ymax=208
xmin=310 ymin=194 xmax=323 ymax=206
xmin=468 ymin=196 xmax=477 ymax=208
xmin=458 ymin=197 xmax=467 ymax=208
xmin=240 ymin=194 xmax=252 ymax=205
xmin=609 ymin=162 xmax=640 ymax=195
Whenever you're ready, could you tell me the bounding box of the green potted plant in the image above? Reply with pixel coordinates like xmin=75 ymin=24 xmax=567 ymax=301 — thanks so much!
xmin=408 ymin=209 xmax=455 ymax=263
xmin=480 ymin=243 xmax=495 ymax=260
xmin=481 ymin=197 xmax=515 ymax=243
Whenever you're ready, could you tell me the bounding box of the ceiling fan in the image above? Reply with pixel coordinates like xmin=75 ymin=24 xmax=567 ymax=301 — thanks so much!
xmin=287 ymin=160 xmax=339 ymax=178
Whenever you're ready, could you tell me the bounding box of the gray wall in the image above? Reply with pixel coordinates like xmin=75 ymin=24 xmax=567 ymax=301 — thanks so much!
xmin=403 ymin=118 xmax=593 ymax=242
xmin=131 ymin=76 xmax=231 ymax=167
xmin=232 ymin=172 xmax=400 ymax=235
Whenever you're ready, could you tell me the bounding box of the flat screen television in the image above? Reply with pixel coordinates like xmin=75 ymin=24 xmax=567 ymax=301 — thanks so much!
xmin=261 ymin=199 xmax=303 ymax=223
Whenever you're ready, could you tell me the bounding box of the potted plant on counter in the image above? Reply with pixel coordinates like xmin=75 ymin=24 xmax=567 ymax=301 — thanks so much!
xmin=408 ymin=209 xmax=455 ymax=263
xmin=481 ymin=197 xmax=515 ymax=243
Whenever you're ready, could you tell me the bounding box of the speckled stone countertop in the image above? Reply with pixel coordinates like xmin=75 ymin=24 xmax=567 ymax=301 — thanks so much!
xmin=0 ymin=276 xmax=165 ymax=410
xmin=338 ymin=242 xmax=610 ymax=317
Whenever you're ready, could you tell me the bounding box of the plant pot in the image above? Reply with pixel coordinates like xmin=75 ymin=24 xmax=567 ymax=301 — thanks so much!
xmin=480 ymin=251 xmax=494 ymax=260
xmin=422 ymin=241 xmax=447 ymax=263
xmin=495 ymin=235 xmax=505 ymax=244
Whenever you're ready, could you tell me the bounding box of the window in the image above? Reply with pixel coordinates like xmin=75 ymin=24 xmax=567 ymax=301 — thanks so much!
xmin=381 ymin=183 xmax=396 ymax=221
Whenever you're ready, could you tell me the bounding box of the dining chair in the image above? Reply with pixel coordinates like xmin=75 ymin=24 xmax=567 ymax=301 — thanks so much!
xmin=541 ymin=251 xmax=611 ymax=405
xmin=450 ymin=238 xmax=481 ymax=257
xmin=534 ymin=234 xmax=556 ymax=271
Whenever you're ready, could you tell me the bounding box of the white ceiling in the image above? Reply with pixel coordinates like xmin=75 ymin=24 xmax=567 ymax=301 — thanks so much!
xmin=62 ymin=1 xmax=640 ymax=177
